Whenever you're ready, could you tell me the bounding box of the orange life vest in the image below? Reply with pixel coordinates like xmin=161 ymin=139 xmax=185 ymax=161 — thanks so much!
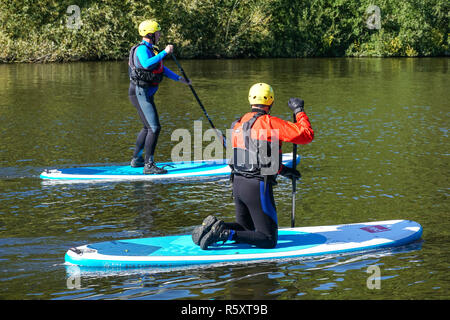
xmin=230 ymin=111 xmax=281 ymax=179
xmin=230 ymin=109 xmax=315 ymax=179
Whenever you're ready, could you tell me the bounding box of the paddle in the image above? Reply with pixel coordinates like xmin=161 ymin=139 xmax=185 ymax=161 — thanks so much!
xmin=170 ymin=54 xmax=226 ymax=148
xmin=291 ymin=113 xmax=298 ymax=228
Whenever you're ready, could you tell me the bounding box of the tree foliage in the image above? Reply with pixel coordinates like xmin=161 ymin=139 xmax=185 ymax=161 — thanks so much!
xmin=0 ymin=0 xmax=447 ymax=62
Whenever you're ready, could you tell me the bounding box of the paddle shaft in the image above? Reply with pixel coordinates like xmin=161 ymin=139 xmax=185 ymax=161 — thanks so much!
xmin=171 ymin=54 xmax=226 ymax=148
xmin=291 ymin=113 xmax=297 ymax=228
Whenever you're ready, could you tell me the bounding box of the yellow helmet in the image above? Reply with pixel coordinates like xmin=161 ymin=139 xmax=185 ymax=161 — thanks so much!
xmin=248 ymin=83 xmax=274 ymax=106
xmin=138 ymin=20 xmax=161 ymax=37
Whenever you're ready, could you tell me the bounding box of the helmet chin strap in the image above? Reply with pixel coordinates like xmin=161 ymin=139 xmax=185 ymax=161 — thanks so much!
xmin=145 ymin=33 xmax=157 ymax=45
xmin=251 ymin=104 xmax=272 ymax=114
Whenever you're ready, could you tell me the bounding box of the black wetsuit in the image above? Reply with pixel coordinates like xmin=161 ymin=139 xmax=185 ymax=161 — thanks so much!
xmin=128 ymin=84 xmax=161 ymax=163
xmin=128 ymin=41 xmax=179 ymax=163
xmin=225 ymin=174 xmax=278 ymax=248
xmin=226 ymin=108 xmax=314 ymax=248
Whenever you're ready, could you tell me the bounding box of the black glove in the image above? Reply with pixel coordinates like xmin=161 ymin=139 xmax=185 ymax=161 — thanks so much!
xmin=280 ymin=165 xmax=301 ymax=180
xmin=288 ymin=98 xmax=304 ymax=114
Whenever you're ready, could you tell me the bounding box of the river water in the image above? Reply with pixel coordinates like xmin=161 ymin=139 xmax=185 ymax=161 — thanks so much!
xmin=0 ymin=58 xmax=448 ymax=300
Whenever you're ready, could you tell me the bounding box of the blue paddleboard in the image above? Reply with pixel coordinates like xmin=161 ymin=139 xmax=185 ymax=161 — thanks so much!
xmin=65 ymin=220 xmax=422 ymax=268
xmin=41 ymin=153 xmax=298 ymax=181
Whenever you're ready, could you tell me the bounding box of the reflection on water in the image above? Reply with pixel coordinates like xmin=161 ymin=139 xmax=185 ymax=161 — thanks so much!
xmin=62 ymin=241 xmax=423 ymax=300
xmin=0 ymin=58 xmax=448 ymax=299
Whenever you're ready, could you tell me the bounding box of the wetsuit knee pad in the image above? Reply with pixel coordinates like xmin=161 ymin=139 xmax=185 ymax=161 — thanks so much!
xmin=259 ymin=233 xmax=278 ymax=249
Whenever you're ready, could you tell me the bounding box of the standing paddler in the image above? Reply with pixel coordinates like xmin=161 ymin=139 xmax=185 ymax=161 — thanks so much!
xmin=128 ymin=19 xmax=191 ymax=174
xmin=192 ymin=83 xmax=314 ymax=249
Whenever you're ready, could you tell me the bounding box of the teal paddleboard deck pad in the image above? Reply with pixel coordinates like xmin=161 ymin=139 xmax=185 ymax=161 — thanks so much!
xmin=41 ymin=153 xmax=298 ymax=181
xmin=65 ymin=220 xmax=422 ymax=268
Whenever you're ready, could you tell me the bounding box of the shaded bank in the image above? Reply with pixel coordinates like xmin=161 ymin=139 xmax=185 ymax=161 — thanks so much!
xmin=0 ymin=0 xmax=448 ymax=63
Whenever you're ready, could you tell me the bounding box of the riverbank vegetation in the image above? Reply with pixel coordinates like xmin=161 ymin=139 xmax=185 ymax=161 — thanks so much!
xmin=0 ymin=0 xmax=448 ymax=62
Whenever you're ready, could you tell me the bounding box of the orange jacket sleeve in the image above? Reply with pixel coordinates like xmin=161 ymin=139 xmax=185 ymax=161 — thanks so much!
xmin=267 ymin=112 xmax=314 ymax=144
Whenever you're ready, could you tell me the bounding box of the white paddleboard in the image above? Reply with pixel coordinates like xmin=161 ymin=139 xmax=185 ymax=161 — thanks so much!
xmin=41 ymin=153 xmax=298 ymax=181
xmin=65 ymin=220 xmax=422 ymax=268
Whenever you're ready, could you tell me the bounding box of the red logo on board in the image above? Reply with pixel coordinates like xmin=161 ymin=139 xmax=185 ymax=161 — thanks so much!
xmin=360 ymin=225 xmax=390 ymax=233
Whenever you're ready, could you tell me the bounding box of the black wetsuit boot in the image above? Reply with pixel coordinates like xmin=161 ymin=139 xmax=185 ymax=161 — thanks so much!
xmin=143 ymin=162 xmax=168 ymax=174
